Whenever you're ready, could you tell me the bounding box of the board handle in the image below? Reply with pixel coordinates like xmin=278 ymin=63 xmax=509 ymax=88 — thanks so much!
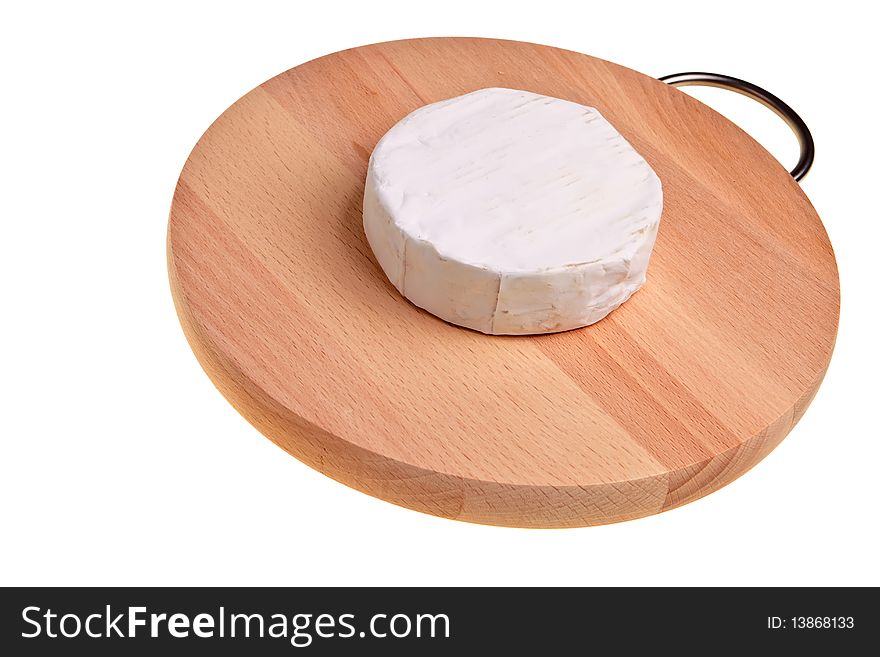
xmin=660 ymin=72 xmax=814 ymax=182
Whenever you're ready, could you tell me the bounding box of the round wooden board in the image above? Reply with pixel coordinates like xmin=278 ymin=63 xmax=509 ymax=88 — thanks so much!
xmin=168 ymin=37 xmax=839 ymax=528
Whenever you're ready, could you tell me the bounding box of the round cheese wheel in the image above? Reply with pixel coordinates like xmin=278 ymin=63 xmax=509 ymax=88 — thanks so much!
xmin=363 ymin=87 xmax=663 ymax=335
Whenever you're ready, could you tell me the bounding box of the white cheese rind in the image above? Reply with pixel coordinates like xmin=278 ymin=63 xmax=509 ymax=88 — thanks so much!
xmin=363 ymin=87 xmax=662 ymax=335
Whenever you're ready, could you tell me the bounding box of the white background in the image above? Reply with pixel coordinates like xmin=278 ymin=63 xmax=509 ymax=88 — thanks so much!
xmin=2 ymin=1 xmax=877 ymax=586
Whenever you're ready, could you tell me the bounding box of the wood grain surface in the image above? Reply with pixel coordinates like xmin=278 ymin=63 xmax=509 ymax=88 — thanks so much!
xmin=167 ymin=37 xmax=839 ymax=527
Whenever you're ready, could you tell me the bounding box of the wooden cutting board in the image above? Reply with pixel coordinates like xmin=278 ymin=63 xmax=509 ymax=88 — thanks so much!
xmin=167 ymin=37 xmax=839 ymax=528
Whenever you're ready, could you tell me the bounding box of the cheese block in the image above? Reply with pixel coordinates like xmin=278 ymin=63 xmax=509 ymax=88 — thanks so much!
xmin=363 ymin=87 xmax=663 ymax=335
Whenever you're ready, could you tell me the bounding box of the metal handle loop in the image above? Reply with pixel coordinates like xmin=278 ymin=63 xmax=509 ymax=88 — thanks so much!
xmin=660 ymin=72 xmax=814 ymax=182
